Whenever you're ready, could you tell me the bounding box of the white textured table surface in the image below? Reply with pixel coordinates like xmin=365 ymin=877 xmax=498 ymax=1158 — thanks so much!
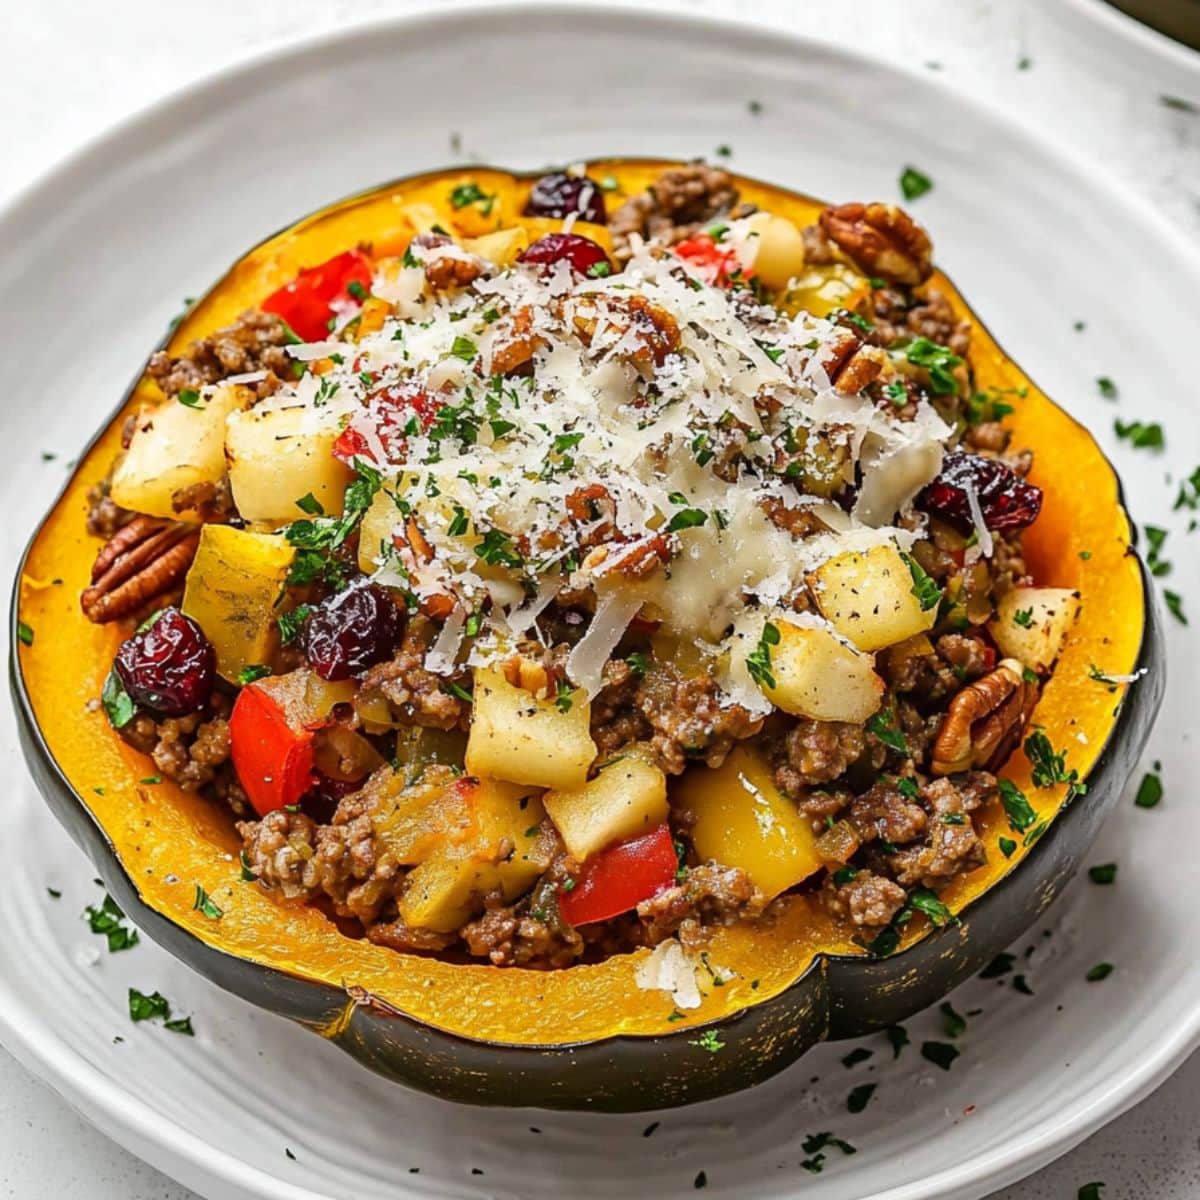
xmin=2 ymin=2 xmax=1198 ymax=1198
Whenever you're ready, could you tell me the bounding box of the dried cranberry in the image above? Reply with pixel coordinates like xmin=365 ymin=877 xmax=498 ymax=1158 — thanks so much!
xmin=519 ymin=233 xmax=611 ymax=277
xmin=113 ymin=607 xmax=215 ymax=716
xmin=522 ymin=172 xmax=607 ymax=224
xmin=918 ymin=451 xmax=1043 ymax=532
xmin=301 ymin=582 xmax=402 ymax=681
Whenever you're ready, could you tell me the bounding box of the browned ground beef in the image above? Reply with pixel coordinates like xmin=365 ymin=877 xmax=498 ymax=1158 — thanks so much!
xmin=637 ymin=863 xmax=765 ymax=947
xmin=120 ymin=694 xmax=233 ymax=790
xmin=865 ymin=284 xmax=971 ymax=358
xmin=822 ymin=871 xmax=907 ymax=929
xmin=590 ymin=657 xmax=762 ymax=773
xmin=885 ymin=774 xmax=994 ymax=887
xmin=359 ymin=617 xmax=469 ymax=730
xmin=85 ymin=479 xmax=133 ymax=539
xmin=771 ymin=718 xmax=871 ymax=794
xmin=146 ymin=310 xmax=292 ymax=399
xmin=610 ymin=163 xmax=750 ymax=261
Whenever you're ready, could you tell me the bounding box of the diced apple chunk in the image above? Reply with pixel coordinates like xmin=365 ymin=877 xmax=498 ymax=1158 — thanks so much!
xmin=110 ymin=384 xmax=253 ymax=519
xmin=465 ymin=666 xmax=596 ymax=791
xmin=544 ymin=754 xmax=668 ymax=861
xmin=809 ymin=543 xmax=937 ymax=652
xmin=180 ymin=524 xmax=294 ymax=681
xmin=758 ymin=618 xmax=884 ymax=723
xmin=989 ymin=587 xmax=1081 ymax=673
xmin=744 ymin=212 xmax=808 ymax=291
xmin=225 ymin=404 xmax=352 ymax=524
xmin=673 ymin=745 xmax=821 ymax=901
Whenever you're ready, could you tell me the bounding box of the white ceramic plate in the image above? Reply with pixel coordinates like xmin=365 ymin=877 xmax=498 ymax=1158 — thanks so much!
xmin=3 ymin=5 xmax=1199 ymax=1199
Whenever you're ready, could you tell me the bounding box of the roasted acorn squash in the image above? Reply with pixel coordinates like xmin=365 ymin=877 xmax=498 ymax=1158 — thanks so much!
xmin=9 ymin=163 xmax=1163 ymax=1111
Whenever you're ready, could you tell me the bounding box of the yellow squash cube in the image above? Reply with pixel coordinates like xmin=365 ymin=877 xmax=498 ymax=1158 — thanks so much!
xmin=809 ymin=543 xmax=937 ymax=652
xmin=181 ymin=524 xmax=295 ymax=681
xmin=465 ymin=666 xmax=596 ymax=791
xmin=544 ymin=754 xmax=668 ymax=861
xmin=674 ymin=745 xmax=821 ymax=901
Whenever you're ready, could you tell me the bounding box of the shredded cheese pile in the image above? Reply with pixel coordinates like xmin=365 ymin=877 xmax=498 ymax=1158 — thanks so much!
xmin=249 ymin=221 xmax=954 ymax=701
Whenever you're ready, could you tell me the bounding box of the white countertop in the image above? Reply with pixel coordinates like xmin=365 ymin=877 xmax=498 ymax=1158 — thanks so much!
xmin=2 ymin=1 xmax=1197 ymax=1197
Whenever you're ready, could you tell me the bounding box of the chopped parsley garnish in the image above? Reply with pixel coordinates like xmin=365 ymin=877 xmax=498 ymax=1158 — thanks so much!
xmin=85 ymin=894 xmax=140 ymax=953
xmin=192 ymin=885 xmax=223 ymax=920
xmin=47 ymin=888 xmax=61 ymax=899
xmin=940 ymin=1001 xmax=966 ymax=1038
xmin=239 ymin=850 xmax=259 ymax=882
xmin=277 ymin=605 xmax=313 ymax=645
xmin=1024 ymin=731 xmax=1086 ymax=799
xmin=1078 ymin=1184 xmax=1106 ymax=1200
xmin=164 ymin=1016 xmax=195 ymax=1036
xmin=884 ymin=379 xmax=908 ymax=407
xmin=1134 ymin=770 xmax=1163 ymax=808
xmin=693 ymin=1170 xmax=707 ymax=1189
xmin=920 ymin=1040 xmax=960 ymax=1071
xmin=473 ymin=528 xmax=524 ymax=568
xmin=294 ymin=492 xmax=324 ymax=516
xmin=1096 ymin=376 xmax=1118 ymax=400
xmin=237 ymin=664 xmax=272 ymax=686
xmin=899 ymin=166 xmax=933 ymax=201
xmin=1163 ymin=589 xmax=1188 ymax=625
xmin=831 ymin=866 xmax=858 ymax=887
xmin=689 ymin=1029 xmax=725 ymax=1053
xmin=998 ymin=836 xmax=1017 ymax=858
xmin=901 ymin=552 xmax=941 ymax=611
xmin=447 ymin=505 xmax=470 ymax=537
xmin=908 ymin=887 xmax=957 ymax=928
xmin=1143 ymin=524 xmax=1170 ymax=576
xmin=1113 ymin=418 xmax=1164 ymax=450
xmin=866 ymin=708 xmax=907 ymax=753
xmin=16 ymin=621 xmax=34 ymax=646
xmin=283 ymin=461 xmax=382 ymax=586
xmin=554 ymin=680 xmax=574 ymax=713
xmin=998 ymin=779 xmax=1038 ymax=833
xmin=1086 ymin=962 xmax=1114 ymax=982
xmin=1088 ymin=862 xmax=1117 ymax=884
xmin=902 ymin=336 xmax=961 ymax=395
xmin=586 ymin=261 xmax=612 ymax=279
xmin=714 ymin=144 xmax=732 ymax=158
xmin=846 ymin=1083 xmax=876 ymax=1114
xmin=177 ymin=388 xmax=203 ymax=409
xmin=841 ymin=1046 xmax=873 ymax=1068
xmin=1012 ymin=973 xmax=1034 ymax=995
xmin=128 ymin=988 xmax=171 ymax=1023
xmin=1012 ymin=607 xmax=1034 ymax=628
xmin=626 ymin=651 xmax=650 ymax=680
xmin=979 ymin=952 xmax=1015 ymax=979
xmin=884 ymin=1025 xmax=909 ymax=1058
xmin=443 ymin=681 xmax=474 ymax=705
xmin=101 ymin=668 xmax=135 ymax=729
xmin=842 ymin=310 xmax=874 ymax=334
xmin=897 ymin=776 xmax=920 ymax=799
xmin=449 ymin=181 xmax=496 ymax=214
xmin=745 ymin=621 xmax=780 ymax=690
xmin=800 ymin=1131 xmax=857 ymax=1174
xmin=449 ymin=335 xmax=478 ymax=362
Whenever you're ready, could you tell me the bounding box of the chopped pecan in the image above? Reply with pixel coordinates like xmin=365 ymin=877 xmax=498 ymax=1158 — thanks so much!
xmin=412 ymin=232 xmax=484 ymax=291
xmin=489 ymin=306 xmax=544 ymax=376
xmin=81 ymin=515 xmax=201 ymax=624
xmin=573 ymin=295 xmax=680 ymax=367
xmin=819 ymin=202 xmax=933 ymax=287
xmin=819 ymin=331 xmax=888 ymax=394
xmin=582 ymin=533 xmax=671 ymax=580
xmin=930 ymin=658 xmax=1037 ymax=775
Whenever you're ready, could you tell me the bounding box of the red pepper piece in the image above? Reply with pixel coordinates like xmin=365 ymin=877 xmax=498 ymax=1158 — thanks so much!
xmin=332 ymin=383 xmax=441 ymax=466
xmin=672 ymin=233 xmax=748 ymax=288
xmin=559 ymin=823 xmax=678 ymax=926
xmin=261 ymin=250 xmax=373 ymax=342
xmin=229 ymin=683 xmax=318 ymax=816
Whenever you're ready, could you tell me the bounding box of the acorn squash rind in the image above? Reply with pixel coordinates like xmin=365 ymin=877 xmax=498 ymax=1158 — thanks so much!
xmin=9 ymin=162 xmax=1164 ymax=1110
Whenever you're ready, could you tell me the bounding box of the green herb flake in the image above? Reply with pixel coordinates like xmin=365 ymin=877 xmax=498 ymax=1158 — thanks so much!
xmin=899 ymin=166 xmax=933 ymax=202
xmin=841 ymin=1046 xmax=873 ymax=1068
xmin=902 ymin=336 xmax=961 ymax=395
xmin=998 ymin=836 xmax=1017 ymax=858
xmin=47 ymin=887 xmax=62 ymax=899
xmin=1078 ymin=1184 xmax=1106 ymax=1200
xmin=1024 ymin=731 xmax=1086 ymax=800
xmin=554 ymin=680 xmax=574 ymax=714
xmin=85 ymin=894 xmax=140 ymax=953
xmin=176 ymin=388 xmax=203 ymax=409
xmin=128 ymin=988 xmax=171 ymax=1023
xmin=16 ymin=619 xmax=35 ymax=647
xmin=237 ymin=664 xmax=272 ymax=686
xmin=940 ymin=1001 xmax=967 ymax=1038
xmin=1163 ymin=589 xmax=1188 ymax=626
xmin=294 ymin=492 xmax=325 ymax=516
xmin=689 ymin=1029 xmax=725 ymax=1054
xmin=998 ymin=779 xmax=1038 ymax=833
xmin=626 ymin=651 xmax=650 ymax=680
xmin=980 ymin=952 xmax=1015 ymax=979
xmin=193 ymin=885 xmax=223 ymax=920
xmin=1012 ymin=973 xmax=1035 ymax=995
xmin=1086 ymin=962 xmax=1114 ymax=982
xmin=1134 ymin=770 xmax=1163 ymax=808
xmin=239 ymin=850 xmax=259 ymax=882
xmin=831 ymin=866 xmax=859 ymax=887
xmin=449 ymin=335 xmax=478 ymax=362
xmin=693 ymin=1170 xmax=707 ymax=1190
xmin=277 ymin=605 xmax=313 ymax=645
xmin=908 ymin=887 xmax=957 ymax=929
xmin=101 ymin=668 xmax=136 ymax=729
xmin=866 ymin=709 xmax=908 ymax=754
xmin=1113 ymin=418 xmax=1164 ymax=450
xmin=846 ymin=1083 xmax=876 ymax=1114
xmin=745 ymin=621 xmax=781 ymax=690
xmin=1088 ymin=862 xmax=1117 ymax=884
xmin=1012 ymin=607 xmax=1034 ymax=628
xmin=901 ymin=553 xmax=941 ymax=611
xmin=885 ymin=1024 xmax=909 ymax=1058
xmin=1096 ymin=376 xmax=1118 ymax=400
xmin=920 ymin=1040 xmax=960 ymax=1071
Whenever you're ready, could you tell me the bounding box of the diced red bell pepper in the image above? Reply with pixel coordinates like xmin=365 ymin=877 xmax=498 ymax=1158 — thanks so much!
xmin=229 ymin=683 xmax=318 ymax=816
xmin=332 ymin=383 xmax=441 ymax=466
xmin=559 ymin=823 xmax=678 ymax=926
xmin=672 ymin=233 xmax=749 ymax=288
xmin=261 ymin=250 xmax=373 ymax=342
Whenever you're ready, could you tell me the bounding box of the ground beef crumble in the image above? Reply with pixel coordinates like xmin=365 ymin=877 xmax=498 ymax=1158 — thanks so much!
xmin=146 ymin=310 xmax=292 ymax=400
xmin=120 ymin=693 xmax=233 ymax=791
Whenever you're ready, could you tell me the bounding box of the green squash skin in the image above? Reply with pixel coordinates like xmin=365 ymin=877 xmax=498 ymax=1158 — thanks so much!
xmin=7 ymin=164 xmax=1166 ymax=1111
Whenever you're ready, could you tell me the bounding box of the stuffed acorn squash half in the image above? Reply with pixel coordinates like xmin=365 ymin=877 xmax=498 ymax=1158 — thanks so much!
xmin=11 ymin=161 xmax=1162 ymax=1111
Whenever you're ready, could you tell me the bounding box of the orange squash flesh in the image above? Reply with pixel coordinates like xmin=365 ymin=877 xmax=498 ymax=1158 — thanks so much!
xmin=12 ymin=162 xmax=1149 ymax=1058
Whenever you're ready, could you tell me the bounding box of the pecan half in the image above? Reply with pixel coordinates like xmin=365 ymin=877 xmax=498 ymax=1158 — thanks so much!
xmin=819 ymin=331 xmax=887 ymax=394
xmin=573 ymin=294 xmax=680 ymax=367
xmin=819 ymin=202 xmax=933 ymax=287
xmin=930 ymin=658 xmax=1037 ymax=776
xmin=81 ymin=516 xmax=201 ymax=624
